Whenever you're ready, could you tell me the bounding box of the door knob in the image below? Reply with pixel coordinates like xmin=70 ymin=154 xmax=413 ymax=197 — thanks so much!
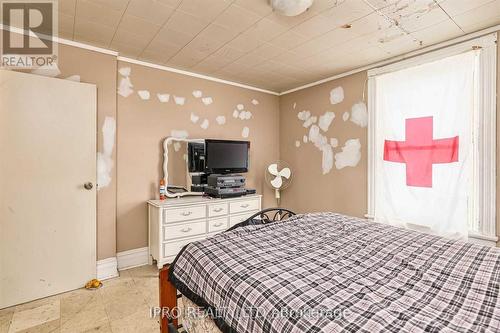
xmin=84 ymin=182 xmax=93 ymax=190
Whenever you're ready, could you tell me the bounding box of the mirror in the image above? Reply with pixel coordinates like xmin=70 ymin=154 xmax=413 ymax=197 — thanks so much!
xmin=163 ymin=137 xmax=204 ymax=198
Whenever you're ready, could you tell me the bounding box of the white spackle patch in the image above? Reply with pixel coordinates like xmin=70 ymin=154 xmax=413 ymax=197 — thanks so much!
xmin=31 ymin=64 xmax=61 ymax=77
xmin=308 ymin=124 xmax=333 ymax=174
xmin=157 ymin=93 xmax=170 ymax=103
xmin=183 ymin=154 xmax=188 ymax=161
xmin=251 ymin=99 xmax=259 ymax=105
xmin=138 ymin=90 xmax=150 ymax=100
xmin=308 ymin=125 xmax=326 ymax=148
xmin=293 ymin=102 xmax=297 ymax=109
xmin=190 ymin=112 xmax=199 ymax=124
xmin=173 ymin=142 xmax=181 ymax=152
xmin=118 ymin=76 xmax=134 ymax=97
xmin=174 ymin=96 xmax=186 ymax=105
xmin=202 ymin=97 xmax=213 ymax=105
xmin=237 ymin=104 xmax=244 ymax=111
xmin=318 ymin=111 xmax=335 ymax=132
xmin=171 ymin=130 xmax=188 ymax=139
xmin=65 ymin=75 xmax=80 ymax=82
xmin=119 ymin=67 xmax=131 ymax=76
xmin=242 ymin=126 xmax=250 ymax=138
xmin=297 ymin=110 xmax=311 ymax=121
xmin=335 ymin=139 xmax=361 ymax=169
xmin=321 ymin=144 xmax=334 ymax=175
xmin=238 ymin=111 xmax=251 ymax=120
xmin=192 ymin=90 xmax=202 ymax=98
xmin=295 ymin=140 xmax=301 ymax=148
xmin=216 ymin=115 xmax=226 ymax=125
xmin=303 ymin=135 xmax=308 ymax=143
xmin=200 ymin=119 xmax=209 ymax=130
xmin=342 ymin=111 xmax=350 ymax=122
xmin=330 ymin=86 xmax=344 ymax=105
xmin=97 ymin=116 xmax=116 ymax=190
xmin=303 ymin=116 xmax=317 ymax=128
xmin=350 ymin=102 xmax=368 ymax=127
xmin=232 ymin=110 xmax=239 ymax=118
xmin=330 ymin=138 xmax=339 ymax=148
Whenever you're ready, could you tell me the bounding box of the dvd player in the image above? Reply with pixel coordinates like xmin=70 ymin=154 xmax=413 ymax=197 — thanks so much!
xmin=207 ymin=174 xmax=245 ymax=188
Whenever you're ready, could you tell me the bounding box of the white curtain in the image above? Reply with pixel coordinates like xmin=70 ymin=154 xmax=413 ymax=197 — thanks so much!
xmin=373 ymin=51 xmax=478 ymax=239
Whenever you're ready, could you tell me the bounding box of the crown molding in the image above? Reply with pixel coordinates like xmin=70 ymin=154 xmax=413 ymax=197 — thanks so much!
xmin=0 ymin=24 xmax=279 ymax=95
xmin=117 ymin=56 xmax=280 ymax=95
xmin=280 ymin=24 xmax=500 ymax=95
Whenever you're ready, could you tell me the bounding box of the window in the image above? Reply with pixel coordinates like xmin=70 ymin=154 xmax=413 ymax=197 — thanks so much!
xmin=367 ymin=34 xmax=497 ymax=244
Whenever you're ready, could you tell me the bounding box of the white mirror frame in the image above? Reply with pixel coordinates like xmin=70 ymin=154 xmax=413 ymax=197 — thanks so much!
xmin=163 ymin=137 xmax=205 ymax=198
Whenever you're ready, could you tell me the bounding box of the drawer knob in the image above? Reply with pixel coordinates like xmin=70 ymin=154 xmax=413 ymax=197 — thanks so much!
xmin=181 ymin=211 xmax=192 ymax=216
xmin=241 ymin=204 xmax=249 ymax=208
xmin=181 ymin=227 xmax=192 ymax=233
xmin=214 ymin=222 xmax=223 ymax=227
xmin=213 ymin=208 xmax=223 ymax=212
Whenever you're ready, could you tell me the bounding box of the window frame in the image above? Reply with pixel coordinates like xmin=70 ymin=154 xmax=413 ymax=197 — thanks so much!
xmin=367 ymin=33 xmax=497 ymax=245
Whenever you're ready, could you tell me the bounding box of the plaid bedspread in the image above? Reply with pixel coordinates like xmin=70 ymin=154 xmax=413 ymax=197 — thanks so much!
xmin=170 ymin=213 xmax=500 ymax=333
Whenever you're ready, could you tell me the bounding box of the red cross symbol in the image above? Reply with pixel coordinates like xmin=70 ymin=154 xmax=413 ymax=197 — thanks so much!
xmin=383 ymin=116 xmax=459 ymax=188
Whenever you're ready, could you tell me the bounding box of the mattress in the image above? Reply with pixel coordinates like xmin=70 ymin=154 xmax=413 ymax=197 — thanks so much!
xmin=170 ymin=212 xmax=500 ymax=333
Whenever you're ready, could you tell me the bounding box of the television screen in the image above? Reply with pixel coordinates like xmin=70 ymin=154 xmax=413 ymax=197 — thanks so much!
xmin=205 ymin=140 xmax=249 ymax=174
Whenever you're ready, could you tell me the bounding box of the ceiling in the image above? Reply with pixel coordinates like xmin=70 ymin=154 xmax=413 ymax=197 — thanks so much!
xmin=57 ymin=0 xmax=500 ymax=93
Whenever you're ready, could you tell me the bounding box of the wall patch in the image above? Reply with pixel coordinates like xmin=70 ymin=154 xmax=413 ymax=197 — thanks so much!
xmin=350 ymin=102 xmax=368 ymax=127
xmin=138 ymin=90 xmax=150 ymax=100
xmin=335 ymin=139 xmax=361 ymax=169
xmin=318 ymin=111 xmax=335 ymax=132
xmin=97 ymin=116 xmax=116 ymax=190
xmin=202 ymin=97 xmax=213 ymax=105
xmin=330 ymin=86 xmax=344 ymax=105
xmin=174 ymin=96 xmax=186 ymax=105
xmin=200 ymin=119 xmax=209 ymax=130
xmin=216 ymin=115 xmax=226 ymax=125
xmin=190 ymin=112 xmax=199 ymax=124
xmin=157 ymin=93 xmax=170 ymax=103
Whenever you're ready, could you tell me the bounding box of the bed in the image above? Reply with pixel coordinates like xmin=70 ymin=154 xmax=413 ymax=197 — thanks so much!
xmin=160 ymin=211 xmax=500 ymax=333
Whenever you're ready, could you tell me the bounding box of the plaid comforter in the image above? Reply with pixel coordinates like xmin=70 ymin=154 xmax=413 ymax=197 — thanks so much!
xmin=170 ymin=213 xmax=500 ymax=333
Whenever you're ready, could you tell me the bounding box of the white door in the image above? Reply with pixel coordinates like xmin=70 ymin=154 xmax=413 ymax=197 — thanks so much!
xmin=0 ymin=70 xmax=97 ymax=308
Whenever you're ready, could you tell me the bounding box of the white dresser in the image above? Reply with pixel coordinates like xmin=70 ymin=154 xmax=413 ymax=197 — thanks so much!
xmin=148 ymin=194 xmax=262 ymax=268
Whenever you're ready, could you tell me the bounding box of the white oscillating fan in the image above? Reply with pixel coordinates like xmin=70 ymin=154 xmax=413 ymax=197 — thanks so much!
xmin=265 ymin=161 xmax=292 ymax=205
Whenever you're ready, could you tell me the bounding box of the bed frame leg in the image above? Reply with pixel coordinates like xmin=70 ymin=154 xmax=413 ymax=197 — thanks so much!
xmin=159 ymin=264 xmax=178 ymax=333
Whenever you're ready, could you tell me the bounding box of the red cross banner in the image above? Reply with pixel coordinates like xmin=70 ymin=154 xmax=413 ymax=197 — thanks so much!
xmin=373 ymin=51 xmax=477 ymax=238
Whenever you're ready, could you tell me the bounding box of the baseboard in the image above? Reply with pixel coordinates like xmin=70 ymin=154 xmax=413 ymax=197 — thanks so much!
xmin=96 ymin=257 xmax=119 ymax=281
xmin=117 ymin=247 xmax=149 ymax=270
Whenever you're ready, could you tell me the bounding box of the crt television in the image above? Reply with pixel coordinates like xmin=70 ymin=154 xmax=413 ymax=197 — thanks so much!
xmin=205 ymin=139 xmax=250 ymax=174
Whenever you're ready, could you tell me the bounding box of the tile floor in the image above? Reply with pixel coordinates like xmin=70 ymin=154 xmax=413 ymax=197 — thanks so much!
xmin=0 ymin=265 xmax=161 ymax=333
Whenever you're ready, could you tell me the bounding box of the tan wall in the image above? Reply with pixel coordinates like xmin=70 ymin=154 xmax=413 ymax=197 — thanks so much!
xmin=13 ymin=44 xmax=118 ymax=260
xmin=116 ymin=62 xmax=280 ymax=252
xmin=280 ymin=38 xmax=500 ymax=246
xmin=279 ymin=72 xmax=368 ymax=217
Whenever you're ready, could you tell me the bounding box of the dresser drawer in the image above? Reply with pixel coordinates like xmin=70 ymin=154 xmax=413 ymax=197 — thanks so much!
xmin=229 ymin=210 xmax=259 ymax=227
xmin=230 ymin=199 xmax=260 ymax=214
xmin=163 ymin=236 xmax=206 ymax=258
xmin=163 ymin=220 xmax=206 ymax=241
xmin=208 ymin=217 xmax=228 ymax=233
xmin=164 ymin=205 xmax=206 ymax=223
xmin=208 ymin=203 xmax=228 ymax=217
